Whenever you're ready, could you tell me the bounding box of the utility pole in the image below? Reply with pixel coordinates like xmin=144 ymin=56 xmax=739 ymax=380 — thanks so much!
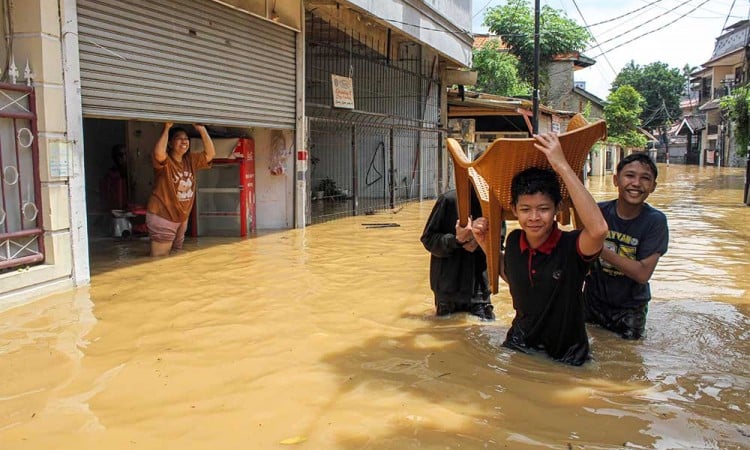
xmin=532 ymin=0 xmax=540 ymax=134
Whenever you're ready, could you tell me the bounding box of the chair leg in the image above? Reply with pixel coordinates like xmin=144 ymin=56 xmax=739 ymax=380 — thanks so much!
xmin=453 ymin=167 xmax=471 ymax=227
xmin=487 ymin=194 xmax=503 ymax=294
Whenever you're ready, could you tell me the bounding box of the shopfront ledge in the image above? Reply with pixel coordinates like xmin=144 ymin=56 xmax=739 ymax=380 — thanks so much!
xmin=0 ymin=269 xmax=74 ymax=313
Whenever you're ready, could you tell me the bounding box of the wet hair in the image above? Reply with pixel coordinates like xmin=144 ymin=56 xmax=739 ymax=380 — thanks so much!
xmin=511 ymin=167 xmax=561 ymax=206
xmin=617 ymin=152 xmax=658 ymax=179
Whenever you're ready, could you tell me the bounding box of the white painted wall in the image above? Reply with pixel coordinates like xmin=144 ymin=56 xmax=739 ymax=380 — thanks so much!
xmin=254 ymin=128 xmax=294 ymax=229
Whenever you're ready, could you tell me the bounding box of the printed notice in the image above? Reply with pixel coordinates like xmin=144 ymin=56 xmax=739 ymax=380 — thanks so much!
xmin=331 ymin=74 xmax=355 ymax=109
xmin=49 ymin=141 xmax=70 ymax=178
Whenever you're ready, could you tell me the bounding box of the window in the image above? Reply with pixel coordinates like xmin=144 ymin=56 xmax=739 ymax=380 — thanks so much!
xmin=701 ymin=77 xmax=712 ymax=101
xmin=0 ymin=83 xmax=44 ymax=272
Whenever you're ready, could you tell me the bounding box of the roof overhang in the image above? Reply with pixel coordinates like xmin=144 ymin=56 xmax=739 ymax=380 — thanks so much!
xmin=447 ymin=96 xmax=530 ymax=117
xmin=572 ymin=86 xmax=606 ymax=108
xmin=343 ymin=0 xmax=473 ymax=68
xmin=701 ymin=48 xmax=744 ymax=68
xmin=674 ymin=116 xmax=706 ymax=135
xmin=699 ymin=99 xmax=721 ymax=112
xmin=445 ymin=89 xmax=573 ymax=117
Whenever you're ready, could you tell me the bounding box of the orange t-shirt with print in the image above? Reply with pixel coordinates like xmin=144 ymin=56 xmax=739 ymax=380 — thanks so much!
xmin=147 ymin=152 xmax=211 ymax=223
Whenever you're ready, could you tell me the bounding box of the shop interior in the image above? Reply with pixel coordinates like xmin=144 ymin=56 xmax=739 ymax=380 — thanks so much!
xmin=83 ymin=118 xmax=295 ymax=256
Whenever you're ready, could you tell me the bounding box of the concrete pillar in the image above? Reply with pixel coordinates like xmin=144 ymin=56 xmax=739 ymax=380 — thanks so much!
xmin=59 ymin=0 xmax=90 ymax=285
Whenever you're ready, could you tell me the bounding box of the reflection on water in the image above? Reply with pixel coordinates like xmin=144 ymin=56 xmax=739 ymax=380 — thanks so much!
xmin=1 ymin=165 xmax=749 ymax=449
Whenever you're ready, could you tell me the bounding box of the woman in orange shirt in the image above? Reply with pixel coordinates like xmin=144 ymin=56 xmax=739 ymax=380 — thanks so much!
xmin=146 ymin=123 xmax=216 ymax=257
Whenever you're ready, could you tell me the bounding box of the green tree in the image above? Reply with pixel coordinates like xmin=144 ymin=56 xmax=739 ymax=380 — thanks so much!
xmin=471 ymin=39 xmax=531 ymax=96
xmin=482 ymin=0 xmax=590 ymax=90
xmin=720 ymin=86 xmax=750 ymax=157
xmin=611 ymin=61 xmax=684 ymax=129
xmin=682 ymin=64 xmax=697 ymax=96
xmin=605 ymin=85 xmax=648 ymax=149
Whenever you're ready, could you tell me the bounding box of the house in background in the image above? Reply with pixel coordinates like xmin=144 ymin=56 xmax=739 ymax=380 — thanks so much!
xmin=687 ymin=20 xmax=749 ymax=167
xmin=472 ymin=35 xmax=606 ymax=120
xmin=547 ymin=53 xmax=605 ymax=120
xmin=673 ymin=115 xmax=706 ymax=165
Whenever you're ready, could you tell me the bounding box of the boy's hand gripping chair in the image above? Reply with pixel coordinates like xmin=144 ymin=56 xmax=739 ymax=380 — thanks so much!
xmin=446 ymin=113 xmax=607 ymax=294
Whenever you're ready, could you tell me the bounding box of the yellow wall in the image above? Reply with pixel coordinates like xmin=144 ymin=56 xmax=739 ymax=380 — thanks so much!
xmin=0 ymin=0 xmax=75 ymax=309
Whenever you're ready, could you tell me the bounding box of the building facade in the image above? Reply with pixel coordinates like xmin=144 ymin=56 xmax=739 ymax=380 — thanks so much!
xmin=304 ymin=0 xmax=472 ymax=223
xmin=0 ymin=0 xmax=474 ymax=308
xmin=687 ymin=20 xmax=749 ymax=168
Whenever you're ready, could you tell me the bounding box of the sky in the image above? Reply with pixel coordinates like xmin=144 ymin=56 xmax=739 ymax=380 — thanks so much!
xmin=471 ymin=0 xmax=745 ymax=100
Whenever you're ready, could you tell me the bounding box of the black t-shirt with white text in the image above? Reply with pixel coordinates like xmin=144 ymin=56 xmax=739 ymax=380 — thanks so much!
xmin=584 ymin=200 xmax=669 ymax=309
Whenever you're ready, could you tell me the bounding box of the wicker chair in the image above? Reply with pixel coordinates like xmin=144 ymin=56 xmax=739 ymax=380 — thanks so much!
xmin=447 ymin=113 xmax=607 ymax=294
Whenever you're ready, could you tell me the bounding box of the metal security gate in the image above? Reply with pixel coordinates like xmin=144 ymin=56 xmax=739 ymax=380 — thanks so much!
xmin=308 ymin=117 xmax=441 ymax=224
xmin=77 ymin=0 xmax=296 ymax=128
xmin=306 ymin=12 xmax=442 ymax=224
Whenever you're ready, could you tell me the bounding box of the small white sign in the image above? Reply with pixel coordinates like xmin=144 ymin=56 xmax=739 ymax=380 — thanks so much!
xmin=331 ymin=74 xmax=354 ymax=109
xmin=49 ymin=141 xmax=70 ymax=178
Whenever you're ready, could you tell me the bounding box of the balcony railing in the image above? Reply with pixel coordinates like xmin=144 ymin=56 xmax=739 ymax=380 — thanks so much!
xmin=714 ymin=86 xmax=732 ymax=98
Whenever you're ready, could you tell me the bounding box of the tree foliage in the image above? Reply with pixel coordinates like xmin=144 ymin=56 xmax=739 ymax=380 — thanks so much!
xmin=471 ymin=40 xmax=531 ymax=96
xmin=482 ymin=0 xmax=590 ymax=86
xmin=682 ymin=64 xmax=697 ymax=96
xmin=611 ymin=61 xmax=684 ymax=129
xmin=605 ymin=85 xmax=648 ymax=149
xmin=720 ymin=86 xmax=750 ymax=157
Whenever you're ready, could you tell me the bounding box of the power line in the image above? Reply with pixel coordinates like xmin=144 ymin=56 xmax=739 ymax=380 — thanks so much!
xmin=473 ymin=0 xmax=496 ymax=19
xmin=569 ymin=0 xmax=618 ymax=76
xmin=589 ymin=0 xmax=714 ymax=59
xmin=586 ymin=0 xmax=666 ymax=28
xmin=586 ymin=0 xmax=703 ymax=51
xmin=720 ymin=0 xmax=738 ymax=33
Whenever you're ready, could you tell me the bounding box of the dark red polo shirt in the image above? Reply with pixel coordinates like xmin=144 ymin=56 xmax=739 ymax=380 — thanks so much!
xmin=503 ymin=224 xmax=597 ymax=365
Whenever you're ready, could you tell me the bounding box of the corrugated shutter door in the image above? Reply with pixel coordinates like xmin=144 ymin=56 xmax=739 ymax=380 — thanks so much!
xmin=77 ymin=0 xmax=296 ymax=129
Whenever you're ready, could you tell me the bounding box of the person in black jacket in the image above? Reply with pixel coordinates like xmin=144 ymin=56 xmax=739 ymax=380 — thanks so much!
xmin=420 ymin=181 xmax=496 ymax=321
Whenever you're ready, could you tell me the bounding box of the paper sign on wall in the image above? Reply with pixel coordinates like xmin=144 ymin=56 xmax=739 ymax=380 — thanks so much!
xmin=49 ymin=141 xmax=70 ymax=178
xmin=331 ymin=74 xmax=354 ymax=109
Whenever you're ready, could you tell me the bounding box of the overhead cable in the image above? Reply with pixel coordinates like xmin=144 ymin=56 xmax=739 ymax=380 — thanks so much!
xmin=589 ymin=0 xmax=713 ymax=59
xmin=720 ymin=0 xmax=738 ymax=33
xmin=586 ymin=0 xmax=703 ymax=51
xmin=586 ymin=0 xmax=666 ymax=28
xmin=569 ymin=0 xmax=618 ymax=76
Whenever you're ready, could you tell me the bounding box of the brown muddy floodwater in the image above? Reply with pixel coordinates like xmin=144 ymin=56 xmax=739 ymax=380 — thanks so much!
xmin=1 ymin=164 xmax=749 ymax=449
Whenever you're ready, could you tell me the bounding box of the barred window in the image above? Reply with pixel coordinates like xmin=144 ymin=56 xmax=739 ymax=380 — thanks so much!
xmin=0 ymin=83 xmax=44 ymax=272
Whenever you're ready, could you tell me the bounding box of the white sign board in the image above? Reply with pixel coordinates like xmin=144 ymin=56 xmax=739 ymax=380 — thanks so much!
xmin=331 ymin=74 xmax=354 ymax=109
xmin=49 ymin=141 xmax=70 ymax=178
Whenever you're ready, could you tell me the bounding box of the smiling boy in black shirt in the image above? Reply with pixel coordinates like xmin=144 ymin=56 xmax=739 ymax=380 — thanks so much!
xmin=472 ymin=133 xmax=608 ymax=365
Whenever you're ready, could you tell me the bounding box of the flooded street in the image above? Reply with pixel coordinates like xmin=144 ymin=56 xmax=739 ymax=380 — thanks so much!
xmin=1 ymin=164 xmax=749 ymax=449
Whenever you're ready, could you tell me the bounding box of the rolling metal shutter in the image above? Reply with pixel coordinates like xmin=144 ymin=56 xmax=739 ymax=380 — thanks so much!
xmin=77 ymin=0 xmax=296 ymax=128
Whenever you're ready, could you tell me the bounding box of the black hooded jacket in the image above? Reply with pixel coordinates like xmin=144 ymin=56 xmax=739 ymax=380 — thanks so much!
xmin=420 ymin=190 xmax=489 ymax=305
